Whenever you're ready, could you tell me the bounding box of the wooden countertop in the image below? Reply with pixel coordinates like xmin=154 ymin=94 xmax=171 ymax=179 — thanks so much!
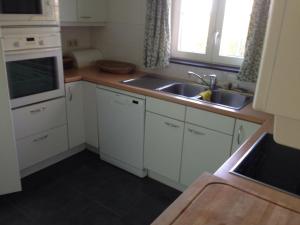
xmin=152 ymin=173 xmax=300 ymax=225
xmin=65 ymin=67 xmax=300 ymax=224
xmin=64 ymin=66 xmax=271 ymax=124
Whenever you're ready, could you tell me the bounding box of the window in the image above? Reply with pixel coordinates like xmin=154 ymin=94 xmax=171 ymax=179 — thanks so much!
xmin=172 ymin=0 xmax=254 ymax=66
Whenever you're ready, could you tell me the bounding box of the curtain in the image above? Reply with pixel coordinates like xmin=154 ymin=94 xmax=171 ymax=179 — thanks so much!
xmin=144 ymin=0 xmax=171 ymax=69
xmin=238 ymin=0 xmax=271 ymax=82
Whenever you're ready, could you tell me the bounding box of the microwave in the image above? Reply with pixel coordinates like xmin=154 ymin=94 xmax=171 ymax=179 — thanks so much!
xmin=0 ymin=0 xmax=59 ymax=26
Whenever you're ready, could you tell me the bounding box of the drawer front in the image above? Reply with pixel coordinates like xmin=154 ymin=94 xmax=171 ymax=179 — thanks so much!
xmin=146 ymin=97 xmax=186 ymax=121
xmin=13 ymin=98 xmax=67 ymax=139
xmin=17 ymin=125 xmax=69 ymax=170
xmin=186 ymin=107 xmax=235 ymax=135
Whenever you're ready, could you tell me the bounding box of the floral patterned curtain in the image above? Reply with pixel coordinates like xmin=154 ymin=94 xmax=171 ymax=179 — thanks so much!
xmin=238 ymin=0 xmax=271 ymax=82
xmin=144 ymin=0 xmax=171 ymax=69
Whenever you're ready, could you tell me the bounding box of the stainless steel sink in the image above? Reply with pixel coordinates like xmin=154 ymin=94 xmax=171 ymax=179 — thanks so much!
xmin=121 ymin=74 xmax=252 ymax=110
xmin=193 ymin=89 xmax=253 ymax=110
xmin=157 ymin=83 xmax=208 ymax=98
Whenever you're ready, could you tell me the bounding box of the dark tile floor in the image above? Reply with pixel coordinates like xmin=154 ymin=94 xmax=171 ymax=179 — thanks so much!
xmin=0 ymin=150 xmax=181 ymax=225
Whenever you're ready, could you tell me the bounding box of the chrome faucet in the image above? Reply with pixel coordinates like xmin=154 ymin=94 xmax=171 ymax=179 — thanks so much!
xmin=188 ymin=71 xmax=217 ymax=90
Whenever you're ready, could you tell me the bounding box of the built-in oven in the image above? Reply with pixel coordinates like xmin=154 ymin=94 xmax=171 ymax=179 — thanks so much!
xmin=0 ymin=0 xmax=59 ymax=26
xmin=2 ymin=27 xmax=64 ymax=109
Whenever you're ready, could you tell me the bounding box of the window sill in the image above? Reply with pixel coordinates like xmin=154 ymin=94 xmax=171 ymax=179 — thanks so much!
xmin=170 ymin=58 xmax=240 ymax=73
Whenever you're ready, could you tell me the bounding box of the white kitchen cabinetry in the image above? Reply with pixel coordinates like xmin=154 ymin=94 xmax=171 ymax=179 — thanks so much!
xmin=59 ymin=0 xmax=77 ymax=22
xmin=144 ymin=112 xmax=185 ymax=182
xmin=17 ymin=125 xmax=69 ymax=170
xmin=66 ymin=82 xmax=85 ymax=149
xmin=254 ymin=0 xmax=300 ymax=148
xmin=231 ymin=120 xmax=260 ymax=154
xmin=59 ymin=0 xmax=107 ymax=26
xmin=180 ymin=123 xmax=232 ymax=186
xmin=82 ymin=82 xmax=99 ymax=149
xmin=77 ymin=0 xmax=107 ymax=23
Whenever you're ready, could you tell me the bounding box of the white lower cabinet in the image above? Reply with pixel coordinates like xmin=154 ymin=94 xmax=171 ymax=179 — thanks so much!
xmin=232 ymin=120 xmax=260 ymax=154
xmin=144 ymin=112 xmax=184 ymax=182
xmin=66 ymin=82 xmax=85 ymax=149
xmin=17 ymin=125 xmax=68 ymax=170
xmin=82 ymin=82 xmax=98 ymax=148
xmin=180 ymin=123 xmax=232 ymax=186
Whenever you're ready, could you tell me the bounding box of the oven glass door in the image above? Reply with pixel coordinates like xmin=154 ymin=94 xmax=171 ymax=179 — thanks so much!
xmin=5 ymin=49 xmax=64 ymax=108
xmin=0 ymin=0 xmax=42 ymax=14
xmin=7 ymin=57 xmax=58 ymax=99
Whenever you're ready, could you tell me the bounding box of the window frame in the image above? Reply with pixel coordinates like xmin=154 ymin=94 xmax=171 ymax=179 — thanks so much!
xmin=171 ymin=0 xmax=248 ymax=67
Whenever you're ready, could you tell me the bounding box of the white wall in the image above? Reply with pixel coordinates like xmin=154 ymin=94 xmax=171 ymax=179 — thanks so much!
xmin=92 ymin=0 xmax=146 ymax=66
xmin=61 ymin=27 xmax=95 ymax=54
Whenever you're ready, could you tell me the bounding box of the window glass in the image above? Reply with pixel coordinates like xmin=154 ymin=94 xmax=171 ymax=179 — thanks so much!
xmin=177 ymin=0 xmax=213 ymax=54
xmin=219 ymin=0 xmax=254 ymax=58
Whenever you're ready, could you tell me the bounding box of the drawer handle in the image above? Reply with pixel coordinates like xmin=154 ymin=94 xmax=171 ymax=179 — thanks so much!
xmin=30 ymin=107 xmax=46 ymax=114
xmin=188 ymin=128 xmax=205 ymax=136
xmin=80 ymin=16 xmax=92 ymax=19
xmin=164 ymin=122 xmax=180 ymax=128
xmin=33 ymin=135 xmax=49 ymax=143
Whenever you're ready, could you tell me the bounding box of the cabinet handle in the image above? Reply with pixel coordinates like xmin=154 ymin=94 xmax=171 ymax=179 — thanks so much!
xmin=188 ymin=128 xmax=205 ymax=136
xmin=30 ymin=107 xmax=46 ymax=114
xmin=164 ymin=122 xmax=180 ymax=128
xmin=69 ymin=87 xmax=73 ymax=101
xmin=33 ymin=135 xmax=49 ymax=143
xmin=80 ymin=16 xmax=92 ymax=19
xmin=237 ymin=126 xmax=243 ymax=145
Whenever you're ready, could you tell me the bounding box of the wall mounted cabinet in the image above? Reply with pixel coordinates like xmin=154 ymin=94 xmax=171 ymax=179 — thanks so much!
xmin=59 ymin=0 xmax=107 ymax=26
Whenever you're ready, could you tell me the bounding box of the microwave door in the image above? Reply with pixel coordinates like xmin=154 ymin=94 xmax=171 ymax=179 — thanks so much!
xmin=5 ymin=49 xmax=65 ymax=108
xmin=0 ymin=0 xmax=42 ymax=15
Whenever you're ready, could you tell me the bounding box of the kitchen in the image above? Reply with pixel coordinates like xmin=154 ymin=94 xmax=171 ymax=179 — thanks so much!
xmin=0 ymin=0 xmax=299 ymax=224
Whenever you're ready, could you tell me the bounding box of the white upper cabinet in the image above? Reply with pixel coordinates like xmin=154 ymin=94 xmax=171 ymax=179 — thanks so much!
xmin=77 ymin=0 xmax=107 ymax=23
xmin=231 ymin=120 xmax=260 ymax=154
xmin=254 ymin=0 xmax=300 ymax=148
xmin=59 ymin=0 xmax=77 ymax=22
xmin=59 ymin=0 xmax=107 ymax=25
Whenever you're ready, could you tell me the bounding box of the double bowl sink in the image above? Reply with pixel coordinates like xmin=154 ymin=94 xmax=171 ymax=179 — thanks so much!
xmin=122 ymin=74 xmax=253 ymax=110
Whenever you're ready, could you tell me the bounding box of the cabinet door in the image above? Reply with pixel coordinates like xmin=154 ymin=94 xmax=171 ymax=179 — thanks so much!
xmin=180 ymin=124 xmax=232 ymax=186
xmin=232 ymin=120 xmax=260 ymax=154
xmin=59 ymin=0 xmax=78 ymax=22
xmin=82 ymin=82 xmax=98 ymax=148
xmin=66 ymin=82 xmax=85 ymax=149
xmin=144 ymin=112 xmax=184 ymax=182
xmin=77 ymin=0 xmax=107 ymax=22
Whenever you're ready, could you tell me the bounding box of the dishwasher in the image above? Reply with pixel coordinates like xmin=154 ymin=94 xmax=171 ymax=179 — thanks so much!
xmin=96 ymin=88 xmax=146 ymax=177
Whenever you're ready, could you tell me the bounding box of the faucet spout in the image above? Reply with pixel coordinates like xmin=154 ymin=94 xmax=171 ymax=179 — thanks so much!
xmin=188 ymin=71 xmax=217 ymax=90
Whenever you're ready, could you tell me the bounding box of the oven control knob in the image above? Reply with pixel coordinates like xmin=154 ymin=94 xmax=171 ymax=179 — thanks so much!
xmin=39 ymin=40 xmax=44 ymax=46
xmin=13 ymin=42 xmax=20 ymax=48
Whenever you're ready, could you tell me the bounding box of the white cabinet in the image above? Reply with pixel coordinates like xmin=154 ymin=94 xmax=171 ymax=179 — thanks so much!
xmin=66 ymin=82 xmax=85 ymax=149
xmin=17 ymin=126 xmax=68 ymax=170
xmin=254 ymin=0 xmax=300 ymax=148
xmin=231 ymin=120 xmax=260 ymax=154
xmin=59 ymin=0 xmax=77 ymax=22
xmin=144 ymin=112 xmax=184 ymax=182
xmin=180 ymin=123 xmax=232 ymax=186
xmin=59 ymin=0 xmax=107 ymax=25
xmin=77 ymin=0 xmax=107 ymax=23
xmin=83 ymin=82 xmax=98 ymax=149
